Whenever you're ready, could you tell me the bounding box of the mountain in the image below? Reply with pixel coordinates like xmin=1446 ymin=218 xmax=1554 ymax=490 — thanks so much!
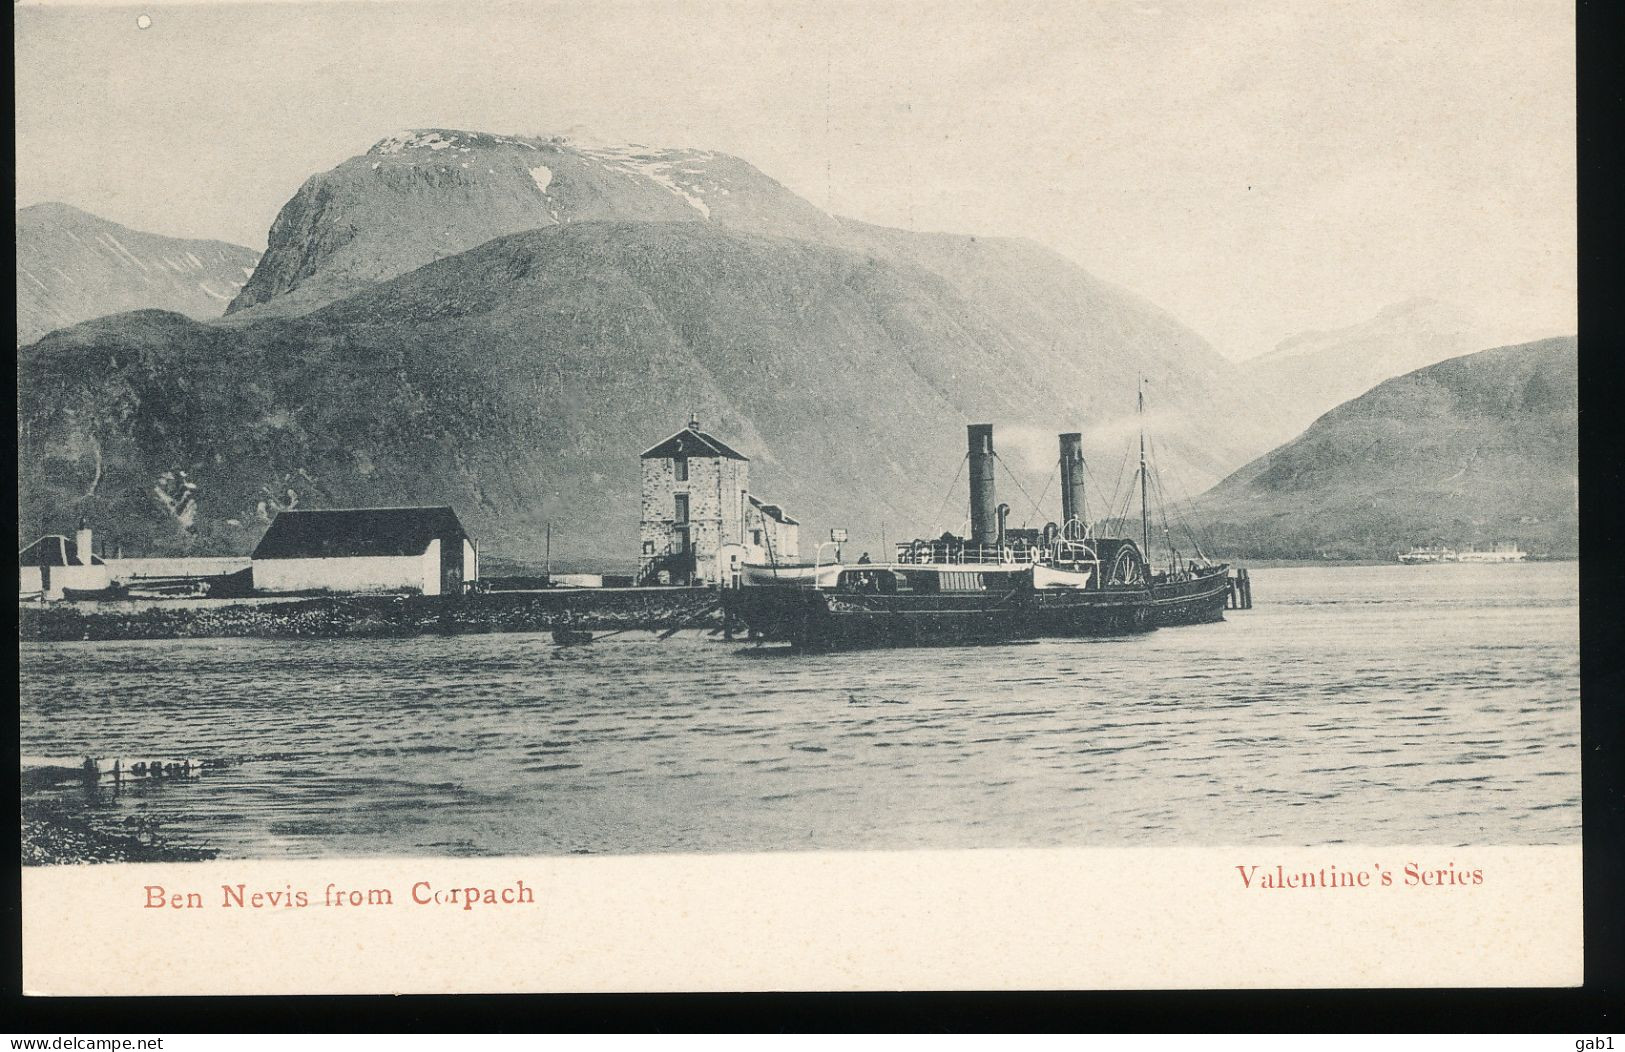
xmin=19 ymin=129 xmax=1282 ymax=566
xmin=1195 ymin=337 xmax=1578 ymax=560
xmin=228 ymin=130 xmax=845 ymax=317
xmin=1241 ymin=297 xmax=1517 ymax=448
xmin=228 ymin=129 xmax=1277 ymax=470
xmin=21 ymin=219 xmax=1260 ymax=566
xmin=16 ymin=202 xmax=260 ymax=345
xmin=831 ymin=219 xmax=1261 ymax=485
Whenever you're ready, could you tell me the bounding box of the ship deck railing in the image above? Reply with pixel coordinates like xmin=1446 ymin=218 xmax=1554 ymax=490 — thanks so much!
xmin=892 ymin=539 xmax=1105 ymax=570
xmin=893 ymin=541 xmax=1041 ymax=566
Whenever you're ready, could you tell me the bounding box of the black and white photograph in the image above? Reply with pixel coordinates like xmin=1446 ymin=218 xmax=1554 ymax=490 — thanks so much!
xmin=15 ymin=0 xmax=1582 ymax=994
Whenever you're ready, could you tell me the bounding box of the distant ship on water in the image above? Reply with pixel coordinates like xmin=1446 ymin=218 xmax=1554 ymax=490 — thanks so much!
xmin=1399 ymin=542 xmax=1526 ymax=564
xmin=1455 ymin=543 xmax=1529 ymax=563
xmin=1398 ymin=545 xmax=1456 ymax=564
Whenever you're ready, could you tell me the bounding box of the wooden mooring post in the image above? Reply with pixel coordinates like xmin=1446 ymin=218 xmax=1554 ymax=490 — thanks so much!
xmin=78 ymin=756 xmax=199 ymax=782
xmin=1228 ymin=568 xmax=1254 ymax=610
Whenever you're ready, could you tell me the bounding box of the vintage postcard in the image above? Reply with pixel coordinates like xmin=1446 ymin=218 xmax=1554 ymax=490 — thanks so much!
xmin=16 ymin=0 xmax=1579 ymax=994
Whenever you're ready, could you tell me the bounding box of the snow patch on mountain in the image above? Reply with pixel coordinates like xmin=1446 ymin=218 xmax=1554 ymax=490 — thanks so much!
xmin=371 ymin=129 xmax=543 ymax=157
xmin=99 ymin=232 xmax=148 ymax=270
xmin=572 ymin=142 xmax=715 ymax=218
xmin=530 ymin=165 xmax=552 ymax=193
xmin=373 ymin=130 xmax=458 ymax=154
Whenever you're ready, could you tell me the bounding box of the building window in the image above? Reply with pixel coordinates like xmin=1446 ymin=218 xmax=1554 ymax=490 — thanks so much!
xmin=642 ymin=540 xmax=655 ymax=555
xmin=673 ymin=457 xmax=688 ymax=482
xmin=674 ymin=494 xmax=689 ymax=523
xmin=752 ymin=530 xmax=763 ymax=546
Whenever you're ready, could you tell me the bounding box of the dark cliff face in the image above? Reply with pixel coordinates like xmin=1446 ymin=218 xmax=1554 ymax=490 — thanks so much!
xmin=20 ymin=220 xmax=1270 ymax=566
xmin=19 ymin=130 xmax=1292 ymax=565
xmin=16 ymin=202 xmax=260 ymax=345
xmin=1196 ymin=337 xmax=1579 ymax=559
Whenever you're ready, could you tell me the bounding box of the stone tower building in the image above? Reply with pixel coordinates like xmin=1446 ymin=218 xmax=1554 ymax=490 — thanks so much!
xmin=638 ymin=417 xmax=799 ymax=585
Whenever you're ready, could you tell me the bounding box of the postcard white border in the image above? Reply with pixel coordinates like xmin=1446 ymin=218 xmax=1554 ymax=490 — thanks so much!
xmin=21 ymin=844 xmax=1582 ymax=994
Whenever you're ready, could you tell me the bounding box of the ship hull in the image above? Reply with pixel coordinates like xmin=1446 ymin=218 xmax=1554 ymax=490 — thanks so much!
xmin=1150 ymin=566 xmax=1231 ymax=627
xmin=728 ymin=584 xmax=1154 ymax=650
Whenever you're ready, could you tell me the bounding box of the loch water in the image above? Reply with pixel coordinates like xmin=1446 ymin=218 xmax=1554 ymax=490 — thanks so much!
xmin=19 ymin=562 xmax=1581 ymax=858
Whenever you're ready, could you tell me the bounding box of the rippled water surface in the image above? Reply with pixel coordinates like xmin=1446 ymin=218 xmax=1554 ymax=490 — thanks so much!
xmin=19 ymin=563 xmax=1581 ymax=856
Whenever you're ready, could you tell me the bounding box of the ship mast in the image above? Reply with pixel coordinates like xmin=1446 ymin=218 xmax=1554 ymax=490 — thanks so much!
xmin=1138 ymin=378 xmax=1151 ymax=567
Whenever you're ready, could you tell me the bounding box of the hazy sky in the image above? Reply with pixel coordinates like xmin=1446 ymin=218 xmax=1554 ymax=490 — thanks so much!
xmin=15 ymin=0 xmax=1575 ymax=358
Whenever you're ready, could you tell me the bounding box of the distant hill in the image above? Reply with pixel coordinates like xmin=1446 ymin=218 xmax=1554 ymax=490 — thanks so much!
xmin=833 ymin=218 xmax=1266 ymax=485
xmin=16 ymin=202 xmax=260 ymax=345
xmin=18 ymin=130 xmax=1290 ymax=566
xmin=1242 ymin=297 xmax=1527 ymax=448
xmin=1196 ymin=337 xmax=1578 ymax=560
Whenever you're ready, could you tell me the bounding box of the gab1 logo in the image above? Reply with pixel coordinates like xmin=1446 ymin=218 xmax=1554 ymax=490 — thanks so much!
xmin=1574 ymin=1039 xmax=1615 ymax=1051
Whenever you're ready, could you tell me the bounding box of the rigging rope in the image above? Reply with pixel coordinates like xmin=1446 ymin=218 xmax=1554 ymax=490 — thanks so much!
xmin=992 ymin=451 xmax=1049 ymax=527
xmin=1153 ymin=464 xmax=1204 ymax=562
xmin=1080 ymin=450 xmax=1114 ymax=526
xmin=1105 ymin=435 xmax=1141 ymax=539
xmin=1148 ymin=456 xmax=1179 ymax=567
xmin=1149 ymin=435 xmax=1220 ymax=560
xmin=928 ymin=452 xmax=970 ymax=537
xmin=1029 ymin=472 xmax=1056 ymax=527
xmin=1099 ymin=445 xmax=1133 ymax=536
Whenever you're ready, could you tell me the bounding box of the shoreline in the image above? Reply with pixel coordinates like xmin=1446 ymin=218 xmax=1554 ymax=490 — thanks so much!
xmin=17 ymin=561 xmax=1578 ymax=643
xmin=21 ymin=766 xmax=220 ymax=865
xmin=19 ymin=588 xmax=722 ymax=643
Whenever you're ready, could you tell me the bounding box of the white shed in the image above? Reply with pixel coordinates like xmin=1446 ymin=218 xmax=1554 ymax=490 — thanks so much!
xmin=19 ymin=525 xmax=110 ymax=600
xmin=251 ymin=506 xmax=478 ymax=596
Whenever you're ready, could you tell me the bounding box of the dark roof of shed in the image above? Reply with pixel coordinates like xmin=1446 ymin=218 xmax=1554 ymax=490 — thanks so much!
xmin=640 ymin=426 xmax=748 ymax=461
xmin=18 ymin=535 xmax=104 ymax=567
xmin=748 ymin=495 xmax=800 ymax=526
xmin=252 ymin=507 xmax=468 ymax=560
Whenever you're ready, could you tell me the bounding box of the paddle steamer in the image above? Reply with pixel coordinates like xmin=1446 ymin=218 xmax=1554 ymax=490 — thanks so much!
xmin=728 ymin=418 xmax=1234 ymax=649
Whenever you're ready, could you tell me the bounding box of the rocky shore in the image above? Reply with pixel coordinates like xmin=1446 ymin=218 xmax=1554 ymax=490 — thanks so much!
xmin=18 ymin=588 xmax=722 ymax=643
xmin=21 ymin=766 xmax=220 ymax=865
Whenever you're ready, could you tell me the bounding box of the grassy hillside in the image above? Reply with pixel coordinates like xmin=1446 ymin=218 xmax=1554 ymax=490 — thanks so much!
xmin=20 ymin=222 xmax=1254 ymax=566
xmin=1240 ymin=297 xmax=1493 ymax=450
xmin=1195 ymin=337 xmax=1578 ymax=560
xmin=17 ymin=130 xmax=1305 ymax=566
xmin=227 ymin=129 xmax=1280 ymax=478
